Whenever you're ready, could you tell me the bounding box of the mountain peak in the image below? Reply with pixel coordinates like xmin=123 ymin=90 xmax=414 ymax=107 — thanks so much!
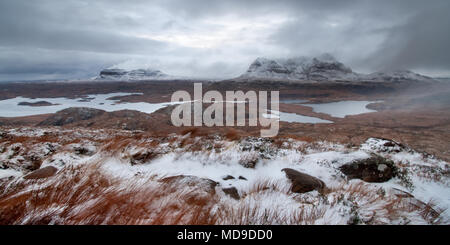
xmin=242 ymin=54 xmax=356 ymax=81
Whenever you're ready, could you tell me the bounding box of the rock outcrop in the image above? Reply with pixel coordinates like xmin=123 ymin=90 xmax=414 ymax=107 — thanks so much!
xmin=281 ymin=168 xmax=326 ymax=193
xmin=37 ymin=108 xmax=156 ymax=131
xmin=38 ymin=107 xmax=106 ymax=126
xmin=339 ymin=155 xmax=397 ymax=183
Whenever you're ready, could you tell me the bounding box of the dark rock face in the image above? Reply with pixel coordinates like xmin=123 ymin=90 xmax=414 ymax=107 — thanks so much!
xmin=339 ymin=155 xmax=397 ymax=183
xmin=222 ymin=175 xmax=235 ymax=180
xmin=99 ymin=69 xmax=128 ymax=77
xmin=38 ymin=107 xmax=106 ymax=126
xmin=23 ymin=166 xmax=58 ymax=180
xmin=222 ymin=187 xmax=240 ymax=200
xmin=281 ymin=168 xmax=326 ymax=193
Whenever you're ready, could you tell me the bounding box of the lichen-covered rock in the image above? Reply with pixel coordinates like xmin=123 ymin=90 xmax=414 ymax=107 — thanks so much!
xmin=339 ymin=155 xmax=397 ymax=183
xmin=160 ymin=175 xmax=219 ymax=195
xmin=238 ymin=152 xmax=259 ymax=168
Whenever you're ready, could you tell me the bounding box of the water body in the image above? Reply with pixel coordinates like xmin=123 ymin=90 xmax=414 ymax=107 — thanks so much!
xmin=0 ymin=93 xmax=179 ymax=118
xmin=301 ymin=101 xmax=380 ymax=118
xmin=264 ymin=110 xmax=333 ymax=124
xmin=1 ymin=93 xmax=333 ymax=124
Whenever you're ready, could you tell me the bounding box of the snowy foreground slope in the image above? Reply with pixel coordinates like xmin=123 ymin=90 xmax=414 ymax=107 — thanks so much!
xmin=0 ymin=127 xmax=448 ymax=225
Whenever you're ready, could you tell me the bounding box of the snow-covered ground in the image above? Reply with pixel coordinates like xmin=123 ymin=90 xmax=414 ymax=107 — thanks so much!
xmin=0 ymin=127 xmax=448 ymax=224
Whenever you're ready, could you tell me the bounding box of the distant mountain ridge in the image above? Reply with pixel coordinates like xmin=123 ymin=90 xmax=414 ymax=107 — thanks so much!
xmin=241 ymin=54 xmax=436 ymax=83
xmin=91 ymin=54 xmax=437 ymax=83
xmin=95 ymin=68 xmax=173 ymax=81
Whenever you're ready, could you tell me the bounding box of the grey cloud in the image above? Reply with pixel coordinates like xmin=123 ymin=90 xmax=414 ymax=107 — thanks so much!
xmin=0 ymin=0 xmax=449 ymax=81
xmin=368 ymin=3 xmax=450 ymax=72
xmin=0 ymin=0 xmax=169 ymax=54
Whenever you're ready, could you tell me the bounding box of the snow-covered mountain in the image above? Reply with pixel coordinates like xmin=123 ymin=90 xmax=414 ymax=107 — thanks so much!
xmin=362 ymin=70 xmax=436 ymax=83
xmin=241 ymin=54 xmax=435 ymax=82
xmin=241 ymin=54 xmax=359 ymax=81
xmin=95 ymin=68 xmax=173 ymax=81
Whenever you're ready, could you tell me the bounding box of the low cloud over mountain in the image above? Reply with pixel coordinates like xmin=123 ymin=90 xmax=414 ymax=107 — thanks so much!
xmin=0 ymin=0 xmax=449 ymax=81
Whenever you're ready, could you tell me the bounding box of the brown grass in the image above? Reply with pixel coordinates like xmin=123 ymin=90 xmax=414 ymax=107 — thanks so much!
xmin=0 ymin=164 xmax=445 ymax=225
xmin=224 ymin=128 xmax=240 ymax=141
xmin=0 ymin=162 xmax=220 ymax=225
xmin=0 ymin=130 xmax=447 ymax=225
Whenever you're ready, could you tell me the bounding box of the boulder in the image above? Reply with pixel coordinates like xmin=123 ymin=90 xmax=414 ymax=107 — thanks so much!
xmin=238 ymin=176 xmax=247 ymax=181
xmin=238 ymin=152 xmax=259 ymax=168
xmin=222 ymin=187 xmax=240 ymax=200
xmin=160 ymin=175 xmax=218 ymax=195
xmin=160 ymin=175 xmax=219 ymax=206
xmin=23 ymin=166 xmax=58 ymax=180
xmin=339 ymin=155 xmax=396 ymax=183
xmin=281 ymin=168 xmax=326 ymax=193
xmin=222 ymin=175 xmax=235 ymax=180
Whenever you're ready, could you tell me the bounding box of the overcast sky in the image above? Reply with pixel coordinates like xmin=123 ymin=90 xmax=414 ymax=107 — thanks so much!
xmin=0 ymin=0 xmax=449 ymax=81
